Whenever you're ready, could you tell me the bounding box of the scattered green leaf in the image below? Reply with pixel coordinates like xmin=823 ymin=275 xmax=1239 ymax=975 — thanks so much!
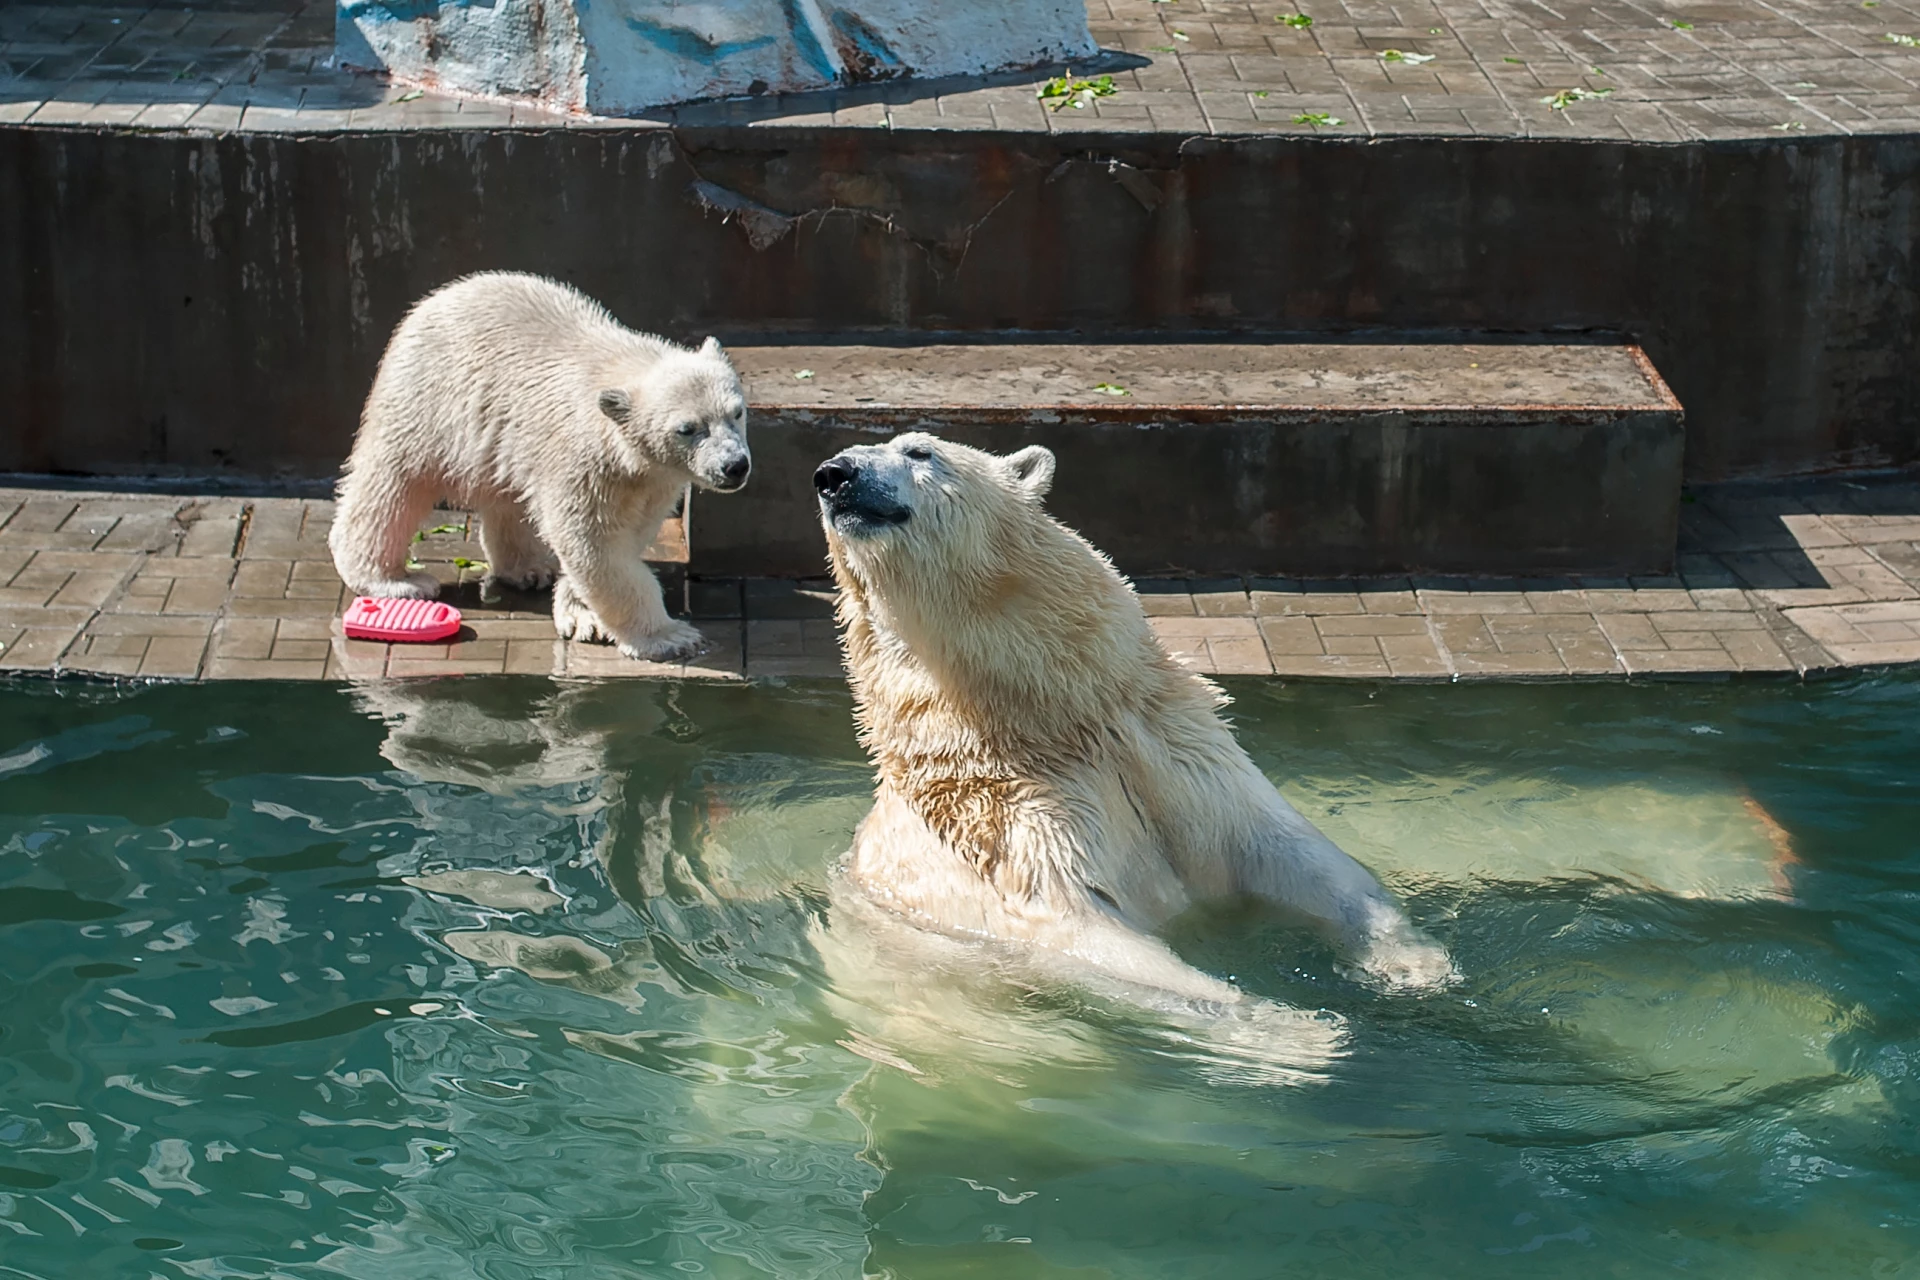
xmin=1864 ymin=1 xmax=1879 ymax=7
xmin=1038 ymin=74 xmax=1119 ymax=111
xmin=1149 ymin=44 xmax=1177 ymax=51
xmin=1541 ymin=86 xmax=1613 ymax=109
xmin=1887 ymin=32 xmax=1920 ymax=45
xmin=1773 ymin=120 xmax=1806 ymax=131
xmin=1277 ymin=12 xmax=1313 ymax=27
xmin=1253 ymin=90 xmax=1270 ymax=97
xmin=1590 ymin=65 xmax=1606 ymax=75
xmin=1293 ymin=111 xmax=1344 ymax=127
xmin=394 ymin=88 xmax=424 ymax=103
xmin=1380 ymin=48 xmax=1436 ymax=63
xmin=1793 ymin=80 xmax=1816 ymax=87
xmin=1429 ymin=26 xmax=1443 ymax=34
xmin=1503 ymin=56 xmax=1524 ymax=63
xmin=1093 ymin=383 xmax=1131 ymax=396
xmin=1172 ymin=29 xmax=1191 ymax=40
xmin=1670 ymin=20 xmax=1694 ymax=29
xmin=794 ymin=368 xmax=815 ymax=379
xmin=404 ymin=558 xmax=423 ymax=571
xmin=451 ymin=557 xmax=488 ymax=572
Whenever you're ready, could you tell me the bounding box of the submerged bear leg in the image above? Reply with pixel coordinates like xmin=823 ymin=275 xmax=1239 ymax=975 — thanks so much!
xmin=1225 ymin=785 xmax=1457 ymax=991
xmin=329 ymin=468 xmax=442 ymax=599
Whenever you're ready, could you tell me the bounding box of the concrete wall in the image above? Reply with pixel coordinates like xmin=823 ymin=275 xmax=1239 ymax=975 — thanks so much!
xmin=692 ymin=408 xmax=1685 ymax=578
xmin=1 ymin=124 xmax=1916 ymax=484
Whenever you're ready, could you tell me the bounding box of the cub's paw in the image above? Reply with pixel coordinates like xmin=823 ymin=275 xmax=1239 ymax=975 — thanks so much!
xmin=618 ymin=621 xmax=710 ymax=664
xmin=552 ymin=596 xmax=615 ymax=645
xmin=483 ymin=556 xmax=560 ymax=598
xmin=355 ymin=572 xmax=442 ymax=600
xmin=485 ymin=564 xmax=556 ymax=593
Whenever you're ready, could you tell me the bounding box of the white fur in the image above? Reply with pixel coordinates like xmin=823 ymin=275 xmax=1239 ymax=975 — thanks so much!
xmin=329 ymin=271 xmax=750 ymax=662
xmin=818 ymin=432 xmax=1456 ymax=1019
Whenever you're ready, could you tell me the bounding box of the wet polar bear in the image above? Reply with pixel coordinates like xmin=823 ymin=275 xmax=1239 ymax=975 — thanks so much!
xmin=814 ymin=431 xmax=1455 ymax=1028
xmin=328 ymin=272 xmax=750 ymax=661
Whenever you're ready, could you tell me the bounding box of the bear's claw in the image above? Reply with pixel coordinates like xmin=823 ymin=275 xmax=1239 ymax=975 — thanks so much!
xmin=485 ymin=565 xmax=556 ymax=593
xmin=619 ymin=622 xmax=710 ymax=664
xmin=354 ymin=572 xmax=442 ymax=600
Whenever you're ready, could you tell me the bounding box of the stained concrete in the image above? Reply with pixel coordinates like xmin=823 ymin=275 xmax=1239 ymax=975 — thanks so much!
xmin=707 ymin=339 xmax=1683 ymax=577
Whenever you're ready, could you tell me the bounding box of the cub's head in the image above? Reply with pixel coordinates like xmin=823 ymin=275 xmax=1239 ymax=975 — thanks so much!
xmin=813 ymin=432 xmax=1055 ymax=584
xmin=598 ymin=337 xmax=751 ymax=492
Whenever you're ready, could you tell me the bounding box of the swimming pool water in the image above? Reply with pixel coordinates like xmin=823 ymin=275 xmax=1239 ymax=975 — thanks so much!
xmin=0 ymin=673 xmax=1916 ymax=1278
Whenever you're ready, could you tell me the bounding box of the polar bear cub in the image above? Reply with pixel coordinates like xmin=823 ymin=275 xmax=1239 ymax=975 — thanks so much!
xmin=813 ymin=432 xmax=1454 ymax=1012
xmin=328 ymin=271 xmax=750 ymax=662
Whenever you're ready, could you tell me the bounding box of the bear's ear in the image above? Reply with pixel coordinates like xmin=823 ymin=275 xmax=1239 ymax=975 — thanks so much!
xmin=598 ymin=388 xmax=632 ymax=423
xmin=700 ymin=336 xmax=725 ymax=358
xmin=1004 ymin=445 xmax=1055 ymax=501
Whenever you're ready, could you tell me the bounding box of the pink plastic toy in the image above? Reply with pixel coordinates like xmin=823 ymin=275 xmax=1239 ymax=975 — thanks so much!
xmin=342 ymin=596 xmax=463 ymax=643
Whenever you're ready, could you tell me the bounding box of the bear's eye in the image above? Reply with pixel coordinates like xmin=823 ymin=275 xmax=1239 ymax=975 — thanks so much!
xmin=904 ymin=445 xmax=933 ymax=461
xmin=676 ymin=421 xmax=702 ymax=437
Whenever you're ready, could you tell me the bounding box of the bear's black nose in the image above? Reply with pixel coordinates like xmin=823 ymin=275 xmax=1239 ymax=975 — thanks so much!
xmin=814 ymin=457 xmax=856 ymax=495
xmin=722 ymin=455 xmax=751 ymax=484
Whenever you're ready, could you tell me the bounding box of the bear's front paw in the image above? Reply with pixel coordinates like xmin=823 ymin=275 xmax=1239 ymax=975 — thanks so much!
xmin=552 ymin=596 xmax=615 ymax=645
xmin=485 ymin=564 xmax=556 ymax=593
xmin=1357 ymin=937 xmax=1459 ymax=992
xmin=617 ymin=621 xmax=710 ymax=664
xmin=354 ymin=571 xmax=442 ymax=600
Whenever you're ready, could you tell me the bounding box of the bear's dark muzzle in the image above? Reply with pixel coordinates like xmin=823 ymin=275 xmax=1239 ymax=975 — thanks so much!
xmin=814 ymin=457 xmax=856 ymax=495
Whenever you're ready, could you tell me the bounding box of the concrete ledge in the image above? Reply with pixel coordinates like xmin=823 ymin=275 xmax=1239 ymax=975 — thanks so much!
xmin=705 ymin=338 xmax=1684 ymax=577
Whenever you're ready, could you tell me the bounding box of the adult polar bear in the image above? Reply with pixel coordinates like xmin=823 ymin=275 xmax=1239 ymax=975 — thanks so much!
xmin=329 ymin=272 xmax=749 ymax=661
xmin=813 ymin=431 xmax=1454 ymax=1016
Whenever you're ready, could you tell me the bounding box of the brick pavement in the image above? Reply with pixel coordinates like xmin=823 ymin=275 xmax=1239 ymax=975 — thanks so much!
xmin=1 ymin=474 xmax=1917 ymax=683
xmin=4 ymin=0 xmax=1919 ymax=139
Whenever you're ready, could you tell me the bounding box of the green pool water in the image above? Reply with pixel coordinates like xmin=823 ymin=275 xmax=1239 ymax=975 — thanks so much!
xmin=1 ymin=672 xmax=1917 ymax=1278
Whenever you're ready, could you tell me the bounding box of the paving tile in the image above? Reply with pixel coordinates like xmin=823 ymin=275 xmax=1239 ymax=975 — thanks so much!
xmin=1250 ymin=582 xmax=1365 ymax=616
xmin=1416 ymin=588 xmax=1533 ymax=614
xmin=209 ymin=617 xmax=277 ymax=662
xmin=1379 ymin=632 xmax=1451 ymax=678
xmin=0 ymin=626 xmax=80 ymax=670
xmin=1581 ymin=588 xmax=1697 ymax=612
xmin=1358 ymin=587 xmax=1423 ymax=614
xmin=1594 ymin=612 xmax=1667 ymax=651
xmin=1135 ymin=579 xmax=1197 ymax=615
xmin=325 ymin=637 xmax=390 ymax=681
xmin=688 ymin=578 xmax=744 ymax=619
xmin=163 ymin=576 xmax=231 ymax=614
xmin=1717 ymin=628 xmax=1795 ymax=672
xmin=140 ymin=635 xmax=209 ymax=678
xmin=1619 ymin=647 xmax=1738 ymax=677
xmin=1257 ymin=616 xmax=1324 ymax=656
xmin=84 ymin=613 xmax=214 ymax=638
xmin=743 ymin=578 xmax=838 ymax=619
xmin=1447 ymin=646 xmax=1568 ymax=678
xmin=204 ymin=656 xmax=329 ymax=680
xmin=1311 ymin=612 xmax=1430 ymax=637
xmin=1269 ymin=651 xmax=1392 ymax=678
